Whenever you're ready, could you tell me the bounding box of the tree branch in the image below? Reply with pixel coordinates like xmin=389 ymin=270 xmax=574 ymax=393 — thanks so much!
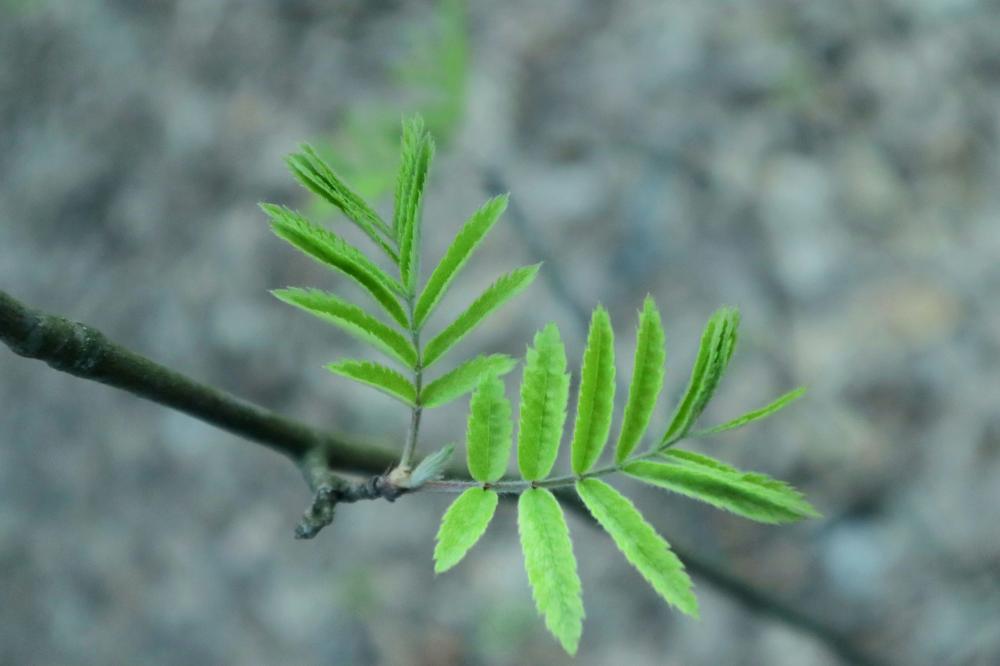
xmin=0 ymin=287 xmax=881 ymax=666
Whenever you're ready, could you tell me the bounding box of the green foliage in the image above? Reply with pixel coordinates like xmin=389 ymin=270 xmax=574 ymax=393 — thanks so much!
xmin=394 ymin=117 xmax=435 ymax=291
xmin=466 ymin=373 xmax=513 ymax=483
xmin=576 ymin=478 xmax=697 ymax=616
xmin=263 ymin=204 xmax=407 ymax=326
xmin=630 ymin=450 xmax=820 ymax=523
xmin=326 ymin=360 xmax=416 ymax=406
xmin=614 ymin=296 xmax=666 ymax=463
xmin=415 ymin=194 xmax=508 ymax=328
xmin=286 ymin=145 xmax=397 ymax=262
xmin=517 ymin=324 xmax=570 ymax=481
xmin=517 ymin=488 xmax=584 ymax=655
xmin=422 ymin=264 xmax=540 ymax=368
xmin=434 ymin=487 xmax=499 ymax=573
xmin=269 ymin=116 xmax=816 ymax=657
xmin=421 ymin=354 xmax=517 ymax=408
xmin=319 ymin=0 xmax=468 ymax=203
xmin=272 ymin=288 xmax=417 ymax=368
xmin=695 ymin=387 xmax=806 ymax=436
xmin=660 ymin=306 xmax=740 ymax=446
xmin=570 ymin=306 xmax=616 ymax=474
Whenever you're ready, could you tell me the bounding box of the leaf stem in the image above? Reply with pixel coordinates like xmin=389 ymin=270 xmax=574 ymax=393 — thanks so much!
xmin=421 ymin=448 xmax=666 ymax=495
xmin=398 ymin=294 xmax=423 ymax=470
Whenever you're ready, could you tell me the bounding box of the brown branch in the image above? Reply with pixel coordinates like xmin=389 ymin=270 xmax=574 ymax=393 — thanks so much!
xmin=0 ymin=288 xmax=882 ymax=666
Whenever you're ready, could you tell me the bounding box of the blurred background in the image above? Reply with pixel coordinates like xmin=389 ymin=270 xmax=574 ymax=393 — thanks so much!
xmin=2 ymin=1 xmax=999 ymax=664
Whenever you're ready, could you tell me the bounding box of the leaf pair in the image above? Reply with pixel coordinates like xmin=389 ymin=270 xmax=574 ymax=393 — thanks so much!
xmin=326 ymin=354 xmax=516 ymax=409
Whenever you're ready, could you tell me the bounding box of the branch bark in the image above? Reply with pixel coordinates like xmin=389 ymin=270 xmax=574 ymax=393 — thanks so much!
xmin=0 ymin=288 xmax=881 ymax=666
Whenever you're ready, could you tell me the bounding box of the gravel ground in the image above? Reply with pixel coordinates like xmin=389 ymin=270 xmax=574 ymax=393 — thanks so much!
xmin=2 ymin=1 xmax=999 ymax=664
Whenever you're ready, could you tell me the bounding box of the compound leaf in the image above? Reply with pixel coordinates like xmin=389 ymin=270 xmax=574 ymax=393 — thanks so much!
xmin=694 ymin=387 xmax=806 ymax=437
xmin=421 ymin=354 xmax=517 ymax=409
xmin=625 ymin=454 xmax=819 ymax=524
xmin=518 ymin=488 xmax=584 ymax=655
xmin=570 ymin=306 xmax=616 ymax=474
xmin=263 ymin=204 xmax=407 ymax=326
xmin=286 ymin=145 xmax=397 ymax=262
xmin=272 ymin=288 xmax=417 ymax=368
xmin=434 ymin=487 xmax=499 ymax=573
xmin=614 ymin=296 xmax=666 ymax=463
xmin=576 ymin=478 xmax=697 ymax=617
xmin=325 ymin=360 xmax=416 ymax=406
xmin=517 ymin=324 xmax=570 ymax=481
xmin=394 ymin=116 xmax=435 ymax=292
xmin=660 ymin=307 xmax=740 ymax=446
xmin=466 ymin=373 xmax=513 ymax=483
xmin=414 ymin=194 xmax=508 ymax=328
xmin=422 ymin=264 xmax=539 ymax=368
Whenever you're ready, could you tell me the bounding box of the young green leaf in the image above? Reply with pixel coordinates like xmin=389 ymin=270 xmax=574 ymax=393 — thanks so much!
xmin=517 ymin=324 xmax=570 ymax=481
xmin=262 ymin=204 xmax=407 ymax=326
xmin=286 ymin=145 xmax=397 ymax=262
xmin=422 ymin=264 xmax=540 ymax=368
xmin=466 ymin=373 xmax=513 ymax=483
xmin=394 ymin=116 xmax=435 ymax=292
xmin=420 ymin=354 xmax=517 ymax=409
xmin=272 ymin=288 xmax=417 ymax=368
xmin=325 ymin=360 xmax=417 ymax=406
xmin=660 ymin=307 xmax=740 ymax=446
xmin=408 ymin=443 xmax=455 ymax=488
xmin=517 ymin=488 xmax=584 ymax=655
xmin=694 ymin=387 xmax=806 ymax=437
xmin=414 ymin=194 xmax=509 ymax=328
xmin=576 ymin=478 xmax=697 ymax=617
xmin=434 ymin=487 xmax=499 ymax=573
xmin=570 ymin=306 xmax=616 ymax=474
xmin=624 ymin=454 xmax=819 ymax=524
xmin=614 ymin=296 xmax=666 ymax=463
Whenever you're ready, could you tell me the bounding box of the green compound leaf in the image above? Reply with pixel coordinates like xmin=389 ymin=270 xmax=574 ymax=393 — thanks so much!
xmin=570 ymin=306 xmax=616 ymax=474
xmin=420 ymin=354 xmax=517 ymax=409
xmin=394 ymin=116 xmax=435 ymax=292
xmin=272 ymin=288 xmax=417 ymax=368
xmin=262 ymin=204 xmax=407 ymax=326
xmin=325 ymin=360 xmax=417 ymax=406
xmin=422 ymin=264 xmax=540 ymax=369
xmin=466 ymin=373 xmax=513 ymax=483
xmin=517 ymin=324 xmax=570 ymax=481
xmin=629 ymin=450 xmax=820 ymax=524
xmin=414 ymin=194 xmax=508 ymax=329
xmin=614 ymin=296 xmax=666 ymax=463
xmin=434 ymin=487 xmax=499 ymax=573
xmin=576 ymin=478 xmax=697 ymax=617
xmin=517 ymin=488 xmax=584 ymax=655
xmin=694 ymin=387 xmax=806 ymax=437
xmin=660 ymin=307 xmax=740 ymax=446
xmin=286 ymin=145 xmax=397 ymax=262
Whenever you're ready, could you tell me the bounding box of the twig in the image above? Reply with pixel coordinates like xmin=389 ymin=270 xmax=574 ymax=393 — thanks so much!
xmin=0 ymin=288 xmax=882 ymax=666
xmin=0 ymin=289 xmax=401 ymax=475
